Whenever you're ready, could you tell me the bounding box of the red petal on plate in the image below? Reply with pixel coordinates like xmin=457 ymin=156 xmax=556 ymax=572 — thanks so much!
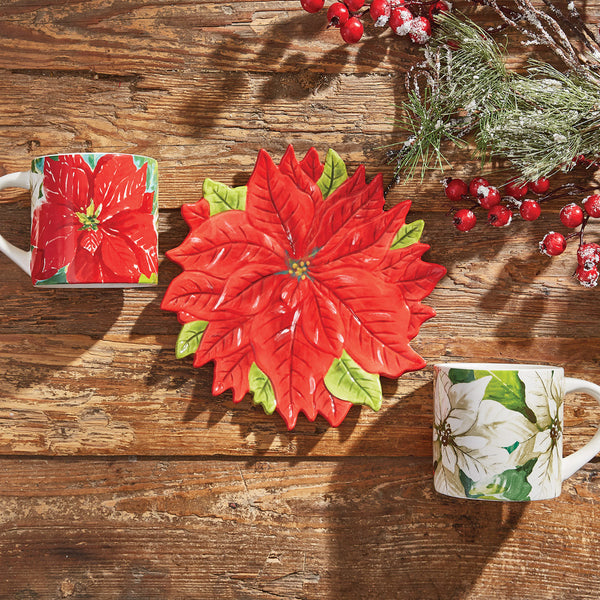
xmin=406 ymin=302 xmax=437 ymax=340
xmin=313 ymin=380 xmax=353 ymax=427
xmin=161 ymin=271 xmax=227 ymax=321
xmin=251 ymin=303 xmax=337 ymax=429
xmin=216 ymin=263 xmax=287 ymax=316
xmin=246 ymin=149 xmax=315 ymax=257
xmin=279 ymin=145 xmax=323 ymax=206
xmin=314 ymin=267 xmax=424 ymax=377
xmin=310 ymin=169 xmax=382 ymax=249
xmin=212 ymin=349 xmax=254 ymax=403
xmin=167 ymin=210 xmax=285 ymax=278
xmin=299 ymin=147 xmax=324 ymax=182
xmin=299 ymin=282 xmax=344 ymax=356
xmin=194 ymin=317 xmax=251 ymax=367
xmin=316 ymin=200 xmax=411 ymax=269
xmin=182 ymin=199 xmax=210 ymax=229
xmin=378 ymin=243 xmax=447 ymax=302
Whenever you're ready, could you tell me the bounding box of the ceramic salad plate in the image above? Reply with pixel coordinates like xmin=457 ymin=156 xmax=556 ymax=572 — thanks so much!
xmin=161 ymin=146 xmax=446 ymax=429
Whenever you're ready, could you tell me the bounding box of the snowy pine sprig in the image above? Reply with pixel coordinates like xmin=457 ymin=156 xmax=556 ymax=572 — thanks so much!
xmin=388 ymin=11 xmax=600 ymax=182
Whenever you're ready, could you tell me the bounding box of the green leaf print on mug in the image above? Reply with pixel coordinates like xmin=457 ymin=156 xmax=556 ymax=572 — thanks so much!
xmin=459 ymin=458 xmax=537 ymax=502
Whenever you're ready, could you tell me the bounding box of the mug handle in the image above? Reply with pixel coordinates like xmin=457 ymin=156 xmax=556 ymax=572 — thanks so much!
xmin=0 ymin=171 xmax=32 ymax=275
xmin=562 ymin=377 xmax=600 ymax=480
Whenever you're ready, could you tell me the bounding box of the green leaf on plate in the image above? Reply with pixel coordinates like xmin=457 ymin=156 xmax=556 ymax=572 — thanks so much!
xmin=203 ymin=178 xmax=247 ymax=215
xmin=138 ymin=272 xmax=158 ymax=284
xmin=175 ymin=321 xmax=207 ymax=359
xmin=35 ymin=266 xmax=68 ymax=286
xmin=476 ymin=369 xmax=537 ymax=423
xmin=317 ymin=148 xmax=348 ymax=199
xmin=324 ymin=350 xmax=382 ymax=411
xmin=390 ymin=220 xmax=425 ymax=250
xmin=248 ymin=363 xmax=276 ymax=415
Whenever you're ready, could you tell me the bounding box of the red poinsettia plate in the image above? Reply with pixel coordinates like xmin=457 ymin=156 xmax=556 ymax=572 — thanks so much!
xmin=161 ymin=146 xmax=446 ymax=429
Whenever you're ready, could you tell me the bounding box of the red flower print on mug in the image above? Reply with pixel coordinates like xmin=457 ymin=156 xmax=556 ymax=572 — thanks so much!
xmin=30 ymin=154 xmax=158 ymax=285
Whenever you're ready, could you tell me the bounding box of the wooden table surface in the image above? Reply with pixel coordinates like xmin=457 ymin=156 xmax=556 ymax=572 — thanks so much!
xmin=2 ymin=1 xmax=600 ymax=598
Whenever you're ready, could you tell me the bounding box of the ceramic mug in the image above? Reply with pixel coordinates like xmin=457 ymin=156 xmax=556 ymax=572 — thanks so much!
xmin=0 ymin=152 xmax=159 ymax=287
xmin=433 ymin=363 xmax=600 ymax=501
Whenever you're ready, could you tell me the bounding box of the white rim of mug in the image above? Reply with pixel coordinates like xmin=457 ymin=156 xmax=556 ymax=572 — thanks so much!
xmin=434 ymin=363 xmax=563 ymax=372
xmin=31 ymin=153 xmax=156 ymax=162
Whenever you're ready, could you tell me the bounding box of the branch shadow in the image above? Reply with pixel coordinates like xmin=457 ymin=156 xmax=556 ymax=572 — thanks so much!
xmin=326 ymin=379 xmax=527 ymax=599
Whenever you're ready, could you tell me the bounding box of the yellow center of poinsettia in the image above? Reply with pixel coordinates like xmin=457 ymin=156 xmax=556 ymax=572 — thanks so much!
xmin=288 ymin=259 xmax=310 ymax=280
xmin=76 ymin=200 xmax=101 ymax=231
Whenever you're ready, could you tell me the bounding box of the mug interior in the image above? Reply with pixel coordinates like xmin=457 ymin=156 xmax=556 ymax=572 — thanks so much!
xmin=435 ymin=362 xmax=562 ymax=371
xmin=32 ymin=152 xmax=155 ymax=162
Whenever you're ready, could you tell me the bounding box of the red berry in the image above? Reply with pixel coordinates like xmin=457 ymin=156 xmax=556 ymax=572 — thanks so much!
xmin=340 ymin=16 xmax=364 ymax=43
xmin=559 ymin=203 xmax=584 ymax=228
xmin=300 ymin=0 xmax=324 ymax=12
xmin=478 ymin=186 xmax=501 ymax=209
xmin=577 ymin=243 xmax=600 ymax=268
xmin=519 ymin=199 xmax=541 ymax=221
xmin=327 ymin=2 xmax=350 ymax=26
xmin=444 ymin=178 xmax=468 ymax=202
xmin=453 ymin=208 xmax=476 ymax=232
xmin=370 ymin=0 xmax=391 ymax=26
xmin=428 ymin=0 xmax=450 ymax=21
xmin=540 ymin=231 xmax=567 ymax=256
xmin=576 ymin=264 xmax=599 ymax=288
xmin=389 ymin=7 xmax=413 ymax=35
xmin=488 ymin=204 xmax=512 ymax=227
xmin=583 ymin=194 xmax=600 ymax=218
xmin=469 ymin=177 xmax=489 ymax=197
xmin=505 ymin=180 xmax=528 ymax=200
xmin=346 ymin=0 xmax=365 ymax=10
xmin=409 ymin=16 xmax=432 ymax=44
xmin=530 ymin=177 xmax=550 ymax=194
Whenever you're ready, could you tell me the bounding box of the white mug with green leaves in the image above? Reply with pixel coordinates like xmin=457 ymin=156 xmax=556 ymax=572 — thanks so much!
xmin=433 ymin=363 xmax=600 ymax=501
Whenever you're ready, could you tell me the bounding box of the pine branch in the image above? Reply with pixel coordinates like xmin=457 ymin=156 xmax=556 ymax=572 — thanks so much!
xmin=389 ymin=10 xmax=600 ymax=182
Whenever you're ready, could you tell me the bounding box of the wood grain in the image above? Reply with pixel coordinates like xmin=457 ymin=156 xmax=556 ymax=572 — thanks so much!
xmin=1 ymin=0 xmax=600 ymax=597
xmin=1 ymin=456 xmax=600 ymax=600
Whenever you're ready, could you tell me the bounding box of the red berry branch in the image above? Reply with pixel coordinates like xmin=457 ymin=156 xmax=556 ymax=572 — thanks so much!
xmin=443 ymin=175 xmax=600 ymax=288
xmin=300 ymin=0 xmax=451 ymax=44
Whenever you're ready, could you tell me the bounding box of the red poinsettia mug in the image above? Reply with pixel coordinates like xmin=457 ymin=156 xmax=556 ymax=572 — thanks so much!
xmin=0 ymin=153 xmax=159 ymax=287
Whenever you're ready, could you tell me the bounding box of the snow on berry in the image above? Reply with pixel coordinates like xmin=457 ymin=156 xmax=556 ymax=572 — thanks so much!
xmin=487 ymin=204 xmax=512 ymax=227
xmin=389 ymin=7 xmax=413 ymax=35
xmin=576 ymin=264 xmax=599 ymax=288
xmin=540 ymin=231 xmax=567 ymax=256
xmin=505 ymin=180 xmax=528 ymax=200
xmin=370 ymin=0 xmax=392 ymax=26
xmin=577 ymin=243 xmax=600 ymax=268
xmin=469 ymin=177 xmax=489 ymax=197
xmin=327 ymin=2 xmax=350 ymax=27
xmin=453 ymin=208 xmax=476 ymax=232
xmin=477 ymin=185 xmax=501 ymax=209
xmin=583 ymin=194 xmax=600 ymax=218
xmin=443 ymin=178 xmax=468 ymax=202
xmin=559 ymin=203 xmax=584 ymax=228
xmin=530 ymin=178 xmax=550 ymax=194
xmin=409 ymin=16 xmax=432 ymax=44
xmin=340 ymin=16 xmax=364 ymax=43
xmin=519 ymin=199 xmax=541 ymax=221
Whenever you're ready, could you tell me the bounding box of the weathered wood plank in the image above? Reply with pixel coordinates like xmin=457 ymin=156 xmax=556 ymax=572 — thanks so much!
xmin=0 ymin=329 xmax=598 ymax=455
xmin=1 ymin=456 xmax=600 ymax=599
